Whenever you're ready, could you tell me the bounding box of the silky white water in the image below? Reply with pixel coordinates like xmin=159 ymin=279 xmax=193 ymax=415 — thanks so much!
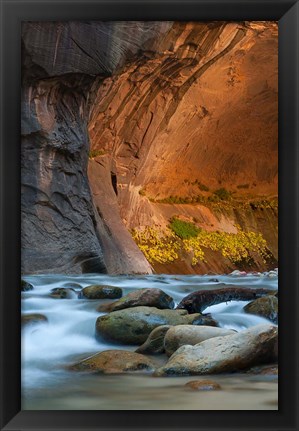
xmin=21 ymin=272 xmax=278 ymax=410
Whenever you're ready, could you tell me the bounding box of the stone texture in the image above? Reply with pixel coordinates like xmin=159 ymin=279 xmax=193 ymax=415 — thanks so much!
xmin=69 ymin=350 xmax=155 ymax=374
xmin=164 ymin=325 xmax=236 ymax=356
xmin=79 ymin=285 xmax=122 ymax=299
xmin=50 ymin=288 xmax=77 ymax=299
xmin=244 ymin=295 xmax=278 ymax=324
xmin=22 ymin=313 xmax=48 ymax=327
xmin=95 ymin=306 xmax=203 ymax=345
xmin=135 ymin=325 xmax=171 ymax=354
xmin=21 ymin=279 xmax=33 ymax=291
xmin=97 ymin=288 xmax=174 ymax=312
xmin=155 ymin=324 xmax=278 ymax=376
xmin=185 ymin=380 xmax=222 ymax=391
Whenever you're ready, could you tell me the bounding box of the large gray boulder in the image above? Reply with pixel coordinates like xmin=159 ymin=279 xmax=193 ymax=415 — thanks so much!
xmin=155 ymin=324 xmax=278 ymax=376
xmin=164 ymin=325 xmax=236 ymax=356
xmin=96 ymin=306 xmax=204 ymax=345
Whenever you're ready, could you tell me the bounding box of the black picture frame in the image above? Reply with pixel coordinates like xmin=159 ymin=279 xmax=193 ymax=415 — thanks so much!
xmin=0 ymin=0 xmax=298 ymax=430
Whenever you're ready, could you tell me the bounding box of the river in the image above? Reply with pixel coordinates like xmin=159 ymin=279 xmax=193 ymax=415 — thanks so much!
xmin=21 ymin=272 xmax=278 ymax=410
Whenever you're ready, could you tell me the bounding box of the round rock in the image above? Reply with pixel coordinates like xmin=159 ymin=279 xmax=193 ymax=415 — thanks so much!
xmin=185 ymin=380 xmax=222 ymax=391
xmin=244 ymin=295 xmax=278 ymax=324
xmin=97 ymin=288 xmax=174 ymax=312
xmin=155 ymin=324 xmax=278 ymax=376
xmin=22 ymin=313 xmax=48 ymax=327
xmin=135 ymin=325 xmax=171 ymax=354
xmin=79 ymin=285 xmax=122 ymax=300
xmin=21 ymin=279 xmax=33 ymax=291
xmin=50 ymin=288 xmax=77 ymax=299
xmin=96 ymin=306 xmax=202 ymax=345
xmin=69 ymin=350 xmax=155 ymax=374
xmin=164 ymin=325 xmax=236 ymax=356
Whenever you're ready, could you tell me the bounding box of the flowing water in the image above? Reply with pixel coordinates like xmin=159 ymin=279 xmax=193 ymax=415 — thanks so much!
xmin=21 ymin=272 xmax=278 ymax=410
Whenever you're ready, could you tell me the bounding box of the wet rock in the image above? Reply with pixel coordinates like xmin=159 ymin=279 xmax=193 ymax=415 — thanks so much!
xmin=185 ymin=380 xmax=222 ymax=391
xmin=50 ymin=288 xmax=77 ymax=299
xmin=135 ymin=325 xmax=171 ymax=354
xmin=95 ymin=306 xmax=202 ymax=345
xmin=22 ymin=313 xmax=48 ymax=327
xmin=164 ymin=325 xmax=236 ymax=356
xmin=155 ymin=324 xmax=278 ymax=376
xmin=21 ymin=279 xmax=33 ymax=291
xmin=246 ymin=363 xmax=278 ymax=375
xmin=79 ymin=285 xmax=122 ymax=299
xmin=97 ymin=288 xmax=174 ymax=312
xmin=69 ymin=350 xmax=155 ymax=374
xmin=244 ymin=295 xmax=278 ymax=324
xmin=191 ymin=314 xmax=218 ymax=327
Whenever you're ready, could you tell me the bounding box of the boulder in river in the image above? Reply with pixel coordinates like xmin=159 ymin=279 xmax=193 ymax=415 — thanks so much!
xmin=97 ymin=288 xmax=174 ymax=312
xmin=69 ymin=350 xmax=155 ymax=374
xmin=21 ymin=279 xmax=33 ymax=291
xmin=176 ymin=286 xmax=274 ymax=314
xmin=135 ymin=325 xmax=172 ymax=354
xmin=155 ymin=324 xmax=278 ymax=376
xmin=50 ymin=288 xmax=77 ymax=299
xmin=244 ymin=295 xmax=278 ymax=324
xmin=79 ymin=285 xmax=122 ymax=299
xmin=22 ymin=313 xmax=48 ymax=327
xmin=96 ymin=306 xmax=203 ymax=344
xmin=164 ymin=325 xmax=236 ymax=356
xmin=185 ymin=380 xmax=222 ymax=391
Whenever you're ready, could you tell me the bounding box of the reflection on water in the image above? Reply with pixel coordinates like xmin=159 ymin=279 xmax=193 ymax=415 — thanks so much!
xmin=21 ymin=272 xmax=278 ymax=410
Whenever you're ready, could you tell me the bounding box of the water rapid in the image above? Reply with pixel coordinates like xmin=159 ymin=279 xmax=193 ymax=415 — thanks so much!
xmin=21 ymin=272 xmax=278 ymax=410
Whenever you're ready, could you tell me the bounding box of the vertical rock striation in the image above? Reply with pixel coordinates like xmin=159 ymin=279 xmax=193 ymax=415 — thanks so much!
xmin=21 ymin=21 xmax=278 ymax=274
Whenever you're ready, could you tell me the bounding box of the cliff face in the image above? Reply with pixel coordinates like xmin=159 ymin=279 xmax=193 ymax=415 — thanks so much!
xmin=21 ymin=21 xmax=278 ymax=274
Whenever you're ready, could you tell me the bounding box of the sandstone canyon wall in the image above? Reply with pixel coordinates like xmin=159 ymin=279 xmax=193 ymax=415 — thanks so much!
xmin=21 ymin=21 xmax=278 ymax=274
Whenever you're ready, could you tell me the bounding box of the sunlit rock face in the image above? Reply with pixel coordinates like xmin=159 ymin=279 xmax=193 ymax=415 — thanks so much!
xmin=21 ymin=21 xmax=278 ymax=274
xmin=88 ymin=21 xmax=278 ymax=271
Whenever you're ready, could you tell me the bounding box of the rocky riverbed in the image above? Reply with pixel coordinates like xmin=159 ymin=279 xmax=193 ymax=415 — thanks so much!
xmin=21 ymin=270 xmax=278 ymax=410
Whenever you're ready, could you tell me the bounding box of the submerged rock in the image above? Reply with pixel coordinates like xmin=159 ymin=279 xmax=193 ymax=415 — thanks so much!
xmin=246 ymin=363 xmax=278 ymax=375
xmin=135 ymin=325 xmax=171 ymax=354
xmin=95 ymin=306 xmax=202 ymax=345
xmin=21 ymin=279 xmax=33 ymax=291
xmin=69 ymin=350 xmax=155 ymax=374
xmin=97 ymin=288 xmax=174 ymax=312
xmin=185 ymin=380 xmax=222 ymax=391
xmin=50 ymin=288 xmax=77 ymax=299
xmin=164 ymin=325 xmax=236 ymax=356
xmin=22 ymin=313 xmax=48 ymax=327
xmin=244 ymin=295 xmax=278 ymax=324
xmin=79 ymin=285 xmax=122 ymax=299
xmin=155 ymin=324 xmax=278 ymax=376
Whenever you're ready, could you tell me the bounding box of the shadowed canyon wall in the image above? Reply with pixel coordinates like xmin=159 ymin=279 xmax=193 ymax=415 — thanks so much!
xmin=21 ymin=21 xmax=278 ymax=274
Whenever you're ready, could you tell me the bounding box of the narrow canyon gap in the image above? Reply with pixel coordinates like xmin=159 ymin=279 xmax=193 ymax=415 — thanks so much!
xmin=21 ymin=21 xmax=278 ymax=274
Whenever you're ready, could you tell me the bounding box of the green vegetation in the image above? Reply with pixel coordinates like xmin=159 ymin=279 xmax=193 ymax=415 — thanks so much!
xmin=155 ymin=195 xmax=206 ymax=204
xmin=169 ymin=217 xmax=201 ymax=239
xmin=213 ymin=188 xmax=232 ymax=200
xmin=89 ymin=149 xmax=107 ymax=158
xmin=191 ymin=180 xmax=209 ymax=191
xmin=131 ymin=224 xmax=270 ymax=267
